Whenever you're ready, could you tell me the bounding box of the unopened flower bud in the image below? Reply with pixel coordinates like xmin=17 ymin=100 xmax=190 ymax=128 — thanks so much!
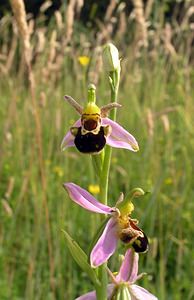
xmin=102 ymin=43 xmax=120 ymax=72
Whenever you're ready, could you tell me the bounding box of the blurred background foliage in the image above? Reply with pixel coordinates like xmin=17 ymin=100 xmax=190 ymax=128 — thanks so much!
xmin=0 ymin=0 xmax=194 ymax=300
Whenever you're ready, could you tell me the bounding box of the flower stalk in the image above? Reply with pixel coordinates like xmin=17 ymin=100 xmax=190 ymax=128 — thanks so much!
xmin=99 ymin=43 xmax=121 ymax=207
xmin=96 ymin=43 xmax=121 ymax=300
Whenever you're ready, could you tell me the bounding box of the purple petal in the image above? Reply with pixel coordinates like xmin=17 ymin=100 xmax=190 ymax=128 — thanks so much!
xmin=107 ymin=284 xmax=115 ymax=298
xmin=129 ymin=285 xmax=158 ymax=300
xmin=116 ymin=249 xmax=139 ymax=283
xmin=75 ymin=284 xmax=115 ymax=300
xmin=102 ymin=118 xmax=139 ymax=151
xmin=90 ymin=218 xmax=118 ymax=267
xmin=64 ymin=183 xmax=113 ymax=214
xmin=61 ymin=119 xmax=81 ymax=150
xmin=75 ymin=290 xmax=96 ymax=300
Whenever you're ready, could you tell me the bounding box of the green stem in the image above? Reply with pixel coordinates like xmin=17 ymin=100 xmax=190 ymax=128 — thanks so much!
xmin=96 ymin=73 xmax=119 ymax=300
xmin=95 ymin=265 xmax=108 ymax=299
xmin=99 ymin=79 xmax=118 ymax=206
xmin=91 ymin=152 xmax=104 ymax=178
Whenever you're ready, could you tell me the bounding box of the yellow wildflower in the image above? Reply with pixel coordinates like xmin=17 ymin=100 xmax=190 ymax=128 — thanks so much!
xmin=88 ymin=184 xmax=100 ymax=195
xmin=53 ymin=166 xmax=64 ymax=178
xmin=164 ymin=177 xmax=173 ymax=185
xmin=78 ymin=56 xmax=90 ymax=66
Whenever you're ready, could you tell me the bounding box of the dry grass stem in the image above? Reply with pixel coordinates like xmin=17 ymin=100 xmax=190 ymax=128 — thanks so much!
xmin=5 ymin=24 xmax=18 ymax=73
xmin=55 ymin=108 xmax=62 ymax=132
xmin=4 ymin=177 xmax=15 ymax=200
xmin=161 ymin=115 xmax=170 ymax=133
xmin=2 ymin=200 xmax=13 ymax=217
xmin=65 ymin=0 xmax=76 ymax=44
xmin=39 ymin=91 xmax=47 ymax=108
xmin=116 ymin=10 xmax=127 ymax=39
xmin=36 ymin=28 xmax=46 ymax=54
xmin=154 ymin=106 xmax=177 ymax=118
xmin=96 ymin=21 xmax=114 ymax=44
xmin=132 ymin=0 xmax=148 ymax=47
xmin=28 ymin=18 xmax=35 ymax=37
xmin=0 ymin=53 xmax=7 ymax=61
xmin=89 ymin=47 xmax=102 ymax=85
xmin=76 ymin=0 xmax=84 ymax=15
xmin=145 ymin=0 xmax=154 ymax=19
xmin=10 ymin=0 xmax=31 ymax=63
xmin=40 ymin=0 xmax=52 ymax=13
xmin=10 ymin=0 xmax=55 ymax=295
xmin=163 ymin=23 xmax=177 ymax=57
xmin=181 ymin=6 xmax=194 ymax=29
xmin=146 ymin=108 xmax=154 ymax=137
xmin=104 ymin=0 xmax=117 ymax=22
xmin=0 ymin=62 xmax=8 ymax=74
xmin=48 ymin=30 xmax=58 ymax=68
xmin=55 ymin=10 xmax=63 ymax=30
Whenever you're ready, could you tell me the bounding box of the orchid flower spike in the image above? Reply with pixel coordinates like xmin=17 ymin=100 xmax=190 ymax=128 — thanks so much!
xmin=61 ymin=93 xmax=139 ymax=154
xmin=64 ymin=183 xmax=148 ymax=268
xmin=75 ymin=248 xmax=158 ymax=300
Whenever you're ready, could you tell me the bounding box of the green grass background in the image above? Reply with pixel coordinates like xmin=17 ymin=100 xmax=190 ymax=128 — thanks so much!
xmin=1 ymin=4 xmax=194 ymax=300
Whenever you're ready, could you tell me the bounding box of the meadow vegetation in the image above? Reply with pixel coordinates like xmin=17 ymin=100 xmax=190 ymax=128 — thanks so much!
xmin=0 ymin=0 xmax=194 ymax=299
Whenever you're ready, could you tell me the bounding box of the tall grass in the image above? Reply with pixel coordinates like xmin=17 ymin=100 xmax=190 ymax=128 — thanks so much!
xmin=0 ymin=1 xmax=194 ymax=299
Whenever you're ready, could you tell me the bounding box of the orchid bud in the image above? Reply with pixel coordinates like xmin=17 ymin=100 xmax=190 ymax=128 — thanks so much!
xmin=102 ymin=43 xmax=120 ymax=72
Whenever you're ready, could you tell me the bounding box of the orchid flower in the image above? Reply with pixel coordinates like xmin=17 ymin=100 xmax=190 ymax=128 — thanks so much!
xmin=75 ymin=248 xmax=158 ymax=300
xmin=61 ymin=93 xmax=139 ymax=154
xmin=64 ymin=183 xmax=148 ymax=268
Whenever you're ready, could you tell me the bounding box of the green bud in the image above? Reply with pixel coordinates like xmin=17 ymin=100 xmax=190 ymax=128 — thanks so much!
xmin=102 ymin=43 xmax=120 ymax=72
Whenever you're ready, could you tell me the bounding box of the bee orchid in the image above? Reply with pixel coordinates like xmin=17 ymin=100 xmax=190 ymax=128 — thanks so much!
xmin=61 ymin=95 xmax=139 ymax=154
xmin=75 ymin=248 xmax=158 ymax=300
xmin=63 ymin=183 xmax=148 ymax=268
